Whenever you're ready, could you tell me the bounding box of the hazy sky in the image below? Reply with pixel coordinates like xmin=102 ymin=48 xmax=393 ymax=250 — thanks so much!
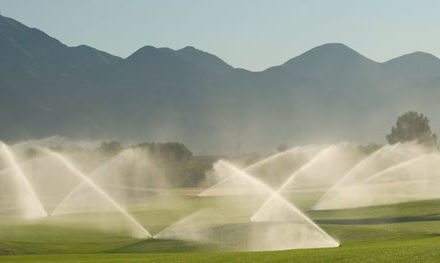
xmin=1 ymin=0 xmax=440 ymax=71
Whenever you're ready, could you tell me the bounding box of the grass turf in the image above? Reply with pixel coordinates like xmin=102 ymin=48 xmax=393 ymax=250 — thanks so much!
xmin=0 ymin=191 xmax=440 ymax=262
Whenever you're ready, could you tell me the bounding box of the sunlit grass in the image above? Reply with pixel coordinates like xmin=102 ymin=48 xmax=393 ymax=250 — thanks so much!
xmin=0 ymin=191 xmax=440 ymax=261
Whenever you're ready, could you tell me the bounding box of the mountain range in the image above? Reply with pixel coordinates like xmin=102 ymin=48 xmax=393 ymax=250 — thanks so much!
xmin=1 ymin=14 xmax=440 ymax=154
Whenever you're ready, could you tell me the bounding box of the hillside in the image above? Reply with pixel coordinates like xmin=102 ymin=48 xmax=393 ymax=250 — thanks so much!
xmin=1 ymin=15 xmax=440 ymax=153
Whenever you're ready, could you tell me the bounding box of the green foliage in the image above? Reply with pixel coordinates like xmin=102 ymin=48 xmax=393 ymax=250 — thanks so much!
xmin=134 ymin=142 xmax=215 ymax=187
xmin=386 ymin=111 xmax=438 ymax=147
xmin=135 ymin=142 xmax=192 ymax=162
xmin=98 ymin=141 xmax=123 ymax=155
xmin=43 ymin=141 xmax=214 ymax=187
xmin=180 ymin=156 xmax=218 ymax=187
xmin=277 ymin=144 xmax=288 ymax=152
xmin=358 ymin=143 xmax=382 ymax=155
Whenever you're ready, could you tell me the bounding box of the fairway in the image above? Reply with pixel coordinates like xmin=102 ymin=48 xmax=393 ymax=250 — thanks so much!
xmin=1 ymin=191 xmax=440 ymax=262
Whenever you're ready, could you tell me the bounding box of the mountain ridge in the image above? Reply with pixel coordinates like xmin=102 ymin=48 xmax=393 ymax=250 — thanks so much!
xmin=1 ymin=15 xmax=440 ymax=153
xmin=2 ymin=15 xmax=440 ymax=72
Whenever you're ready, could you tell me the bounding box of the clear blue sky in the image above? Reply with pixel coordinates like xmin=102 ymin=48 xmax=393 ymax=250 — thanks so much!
xmin=1 ymin=0 xmax=439 ymax=71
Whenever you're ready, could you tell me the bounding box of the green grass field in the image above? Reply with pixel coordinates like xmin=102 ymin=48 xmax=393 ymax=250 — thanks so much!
xmin=0 ymin=190 xmax=440 ymax=262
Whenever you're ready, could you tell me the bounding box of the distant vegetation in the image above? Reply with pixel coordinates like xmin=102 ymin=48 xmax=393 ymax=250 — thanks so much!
xmin=47 ymin=141 xmax=216 ymax=187
xmin=387 ymin=111 xmax=438 ymax=148
xmin=133 ymin=142 xmax=211 ymax=187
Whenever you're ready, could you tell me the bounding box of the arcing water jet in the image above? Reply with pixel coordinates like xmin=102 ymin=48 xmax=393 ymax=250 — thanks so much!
xmin=314 ymin=142 xmax=432 ymax=210
xmin=0 ymin=142 xmax=47 ymax=219
xmin=40 ymin=148 xmax=151 ymax=239
xmin=251 ymin=143 xmax=364 ymax=220
xmin=161 ymin=160 xmax=339 ymax=251
xmin=199 ymin=145 xmax=323 ymax=196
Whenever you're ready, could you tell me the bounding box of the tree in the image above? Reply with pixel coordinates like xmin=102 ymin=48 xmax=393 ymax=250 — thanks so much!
xmin=359 ymin=143 xmax=382 ymax=155
xmin=98 ymin=141 xmax=123 ymax=155
xmin=386 ymin=111 xmax=437 ymax=147
xmin=277 ymin=144 xmax=288 ymax=152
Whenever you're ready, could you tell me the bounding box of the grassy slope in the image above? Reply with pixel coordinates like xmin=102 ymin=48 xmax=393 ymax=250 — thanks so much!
xmin=1 ymin=237 xmax=440 ymax=262
xmin=0 ymin=195 xmax=440 ymax=262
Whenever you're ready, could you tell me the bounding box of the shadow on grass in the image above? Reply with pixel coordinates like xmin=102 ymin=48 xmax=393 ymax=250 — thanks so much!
xmin=108 ymin=239 xmax=217 ymax=253
xmin=316 ymin=213 xmax=440 ymax=225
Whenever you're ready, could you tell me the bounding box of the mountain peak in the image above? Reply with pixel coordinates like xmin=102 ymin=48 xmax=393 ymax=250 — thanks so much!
xmin=126 ymin=45 xmax=233 ymax=72
xmin=311 ymin=42 xmax=353 ymax=51
xmin=128 ymin=45 xmax=159 ymax=56
xmin=386 ymin=51 xmax=440 ymax=65
xmin=291 ymin=43 xmax=374 ymax=63
xmin=383 ymin=51 xmax=440 ymax=79
xmin=266 ymin=43 xmax=376 ymax=74
xmin=125 ymin=46 xmax=169 ymax=63
xmin=179 ymin=46 xmax=198 ymax=52
xmin=176 ymin=46 xmax=233 ymax=71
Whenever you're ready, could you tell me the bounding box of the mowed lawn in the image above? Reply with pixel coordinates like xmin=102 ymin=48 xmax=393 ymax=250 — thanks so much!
xmin=0 ymin=193 xmax=440 ymax=262
xmin=1 ymin=236 xmax=440 ymax=262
